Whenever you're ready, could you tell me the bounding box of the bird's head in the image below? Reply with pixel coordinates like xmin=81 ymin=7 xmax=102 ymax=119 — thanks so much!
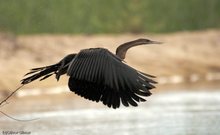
xmin=132 ymin=38 xmax=162 ymax=45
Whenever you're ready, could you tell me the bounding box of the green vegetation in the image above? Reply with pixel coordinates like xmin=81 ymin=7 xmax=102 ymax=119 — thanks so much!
xmin=0 ymin=0 xmax=219 ymax=34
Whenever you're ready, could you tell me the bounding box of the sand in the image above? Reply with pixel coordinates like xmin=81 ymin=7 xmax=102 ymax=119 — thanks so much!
xmin=0 ymin=30 xmax=220 ymax=92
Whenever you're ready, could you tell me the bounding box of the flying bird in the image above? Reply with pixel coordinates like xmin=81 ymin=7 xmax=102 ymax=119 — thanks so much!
xmin=21 ymin=38 xmax=160 ymax=109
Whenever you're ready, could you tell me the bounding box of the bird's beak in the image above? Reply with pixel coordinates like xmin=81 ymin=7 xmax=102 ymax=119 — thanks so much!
xmin=149 ymin=40 xmax=163 ymax=44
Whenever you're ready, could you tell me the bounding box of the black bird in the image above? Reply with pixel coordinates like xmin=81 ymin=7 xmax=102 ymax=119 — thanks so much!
xmin=21 ymin=38 xmax=160 ymax=109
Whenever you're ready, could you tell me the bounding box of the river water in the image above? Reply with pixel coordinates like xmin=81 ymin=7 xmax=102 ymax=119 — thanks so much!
xmin=0 ymin=90 xmax=220 ymax=135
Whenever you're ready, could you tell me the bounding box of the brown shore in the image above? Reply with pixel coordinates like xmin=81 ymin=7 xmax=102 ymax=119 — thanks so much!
xmin=0 ymin=30 xmax=220 ymax=93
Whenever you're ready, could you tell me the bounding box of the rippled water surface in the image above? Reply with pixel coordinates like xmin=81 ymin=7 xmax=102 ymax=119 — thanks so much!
xmin=0 ymin=90 xmax=220 ymax=135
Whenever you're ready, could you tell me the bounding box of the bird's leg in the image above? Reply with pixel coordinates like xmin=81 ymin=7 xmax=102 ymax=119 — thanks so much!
xmin=56 ymin=60 xmax=66 ymax=81
xmin=55 ymin=54 xmax=76 ymax=81
xmin=56 ymin=63 xmax=70 ymax=81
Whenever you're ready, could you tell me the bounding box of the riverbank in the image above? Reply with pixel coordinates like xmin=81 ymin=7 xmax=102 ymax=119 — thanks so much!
xmin=0 ymin=30 xmax=219 ymax=93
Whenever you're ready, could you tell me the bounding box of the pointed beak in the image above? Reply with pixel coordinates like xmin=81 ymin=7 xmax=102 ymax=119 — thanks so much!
xmin=149 ymin=40 xmax=163 ymax=44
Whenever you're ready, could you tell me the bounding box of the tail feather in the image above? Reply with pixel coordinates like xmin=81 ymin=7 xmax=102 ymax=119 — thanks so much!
xmin=39 ymin=73 xmax=54 ymax=81
xmin=21 ymin=63 xmax=60 ymax=84
xmin=31 ymin=65 xmax=55 ymax=71
xmin=21 ymin=54 xmax=76 ymax=85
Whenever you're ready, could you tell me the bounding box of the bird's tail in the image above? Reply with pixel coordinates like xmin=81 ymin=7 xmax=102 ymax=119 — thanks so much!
xmin=21 ymin=54 xmax=76 ymax=85
xmin=21 ymin=63 xmax=60 ymax=85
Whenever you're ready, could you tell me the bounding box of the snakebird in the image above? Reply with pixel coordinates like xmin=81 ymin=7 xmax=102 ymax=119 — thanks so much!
xmin=21 ymin=38 xmax=160 ymax=109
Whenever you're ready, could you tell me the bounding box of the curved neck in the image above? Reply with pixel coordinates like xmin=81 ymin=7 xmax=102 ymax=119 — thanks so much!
xmin=116 ymin=40 xmax=146 ymax=60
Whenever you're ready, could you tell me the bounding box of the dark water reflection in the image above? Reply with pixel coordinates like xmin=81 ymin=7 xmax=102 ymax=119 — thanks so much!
xmin=0 ymin=90 xmax=220 ymax=135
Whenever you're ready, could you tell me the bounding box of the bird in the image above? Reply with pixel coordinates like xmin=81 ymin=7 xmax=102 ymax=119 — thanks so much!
xmin=21 ymin=38 xmax=161 ymax=109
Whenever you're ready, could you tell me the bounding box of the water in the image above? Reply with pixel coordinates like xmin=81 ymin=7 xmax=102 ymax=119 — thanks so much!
xmin=0 ymin=90 xmax=220 ymax=135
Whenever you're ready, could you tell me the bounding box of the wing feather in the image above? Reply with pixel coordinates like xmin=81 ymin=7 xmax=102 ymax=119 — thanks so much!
xmin=67 ymin=48 xmax=156 ymax=108
xmin=87 ymin=51 xmax=96 ymax=81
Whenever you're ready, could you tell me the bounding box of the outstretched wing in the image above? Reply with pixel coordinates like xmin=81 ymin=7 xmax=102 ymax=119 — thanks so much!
xmin=67 ymin=48 xmax=157 ymax=109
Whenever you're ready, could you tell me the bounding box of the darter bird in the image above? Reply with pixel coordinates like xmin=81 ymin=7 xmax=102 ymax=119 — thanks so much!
xmin=21 ymin=38 xmax=161 ymax=109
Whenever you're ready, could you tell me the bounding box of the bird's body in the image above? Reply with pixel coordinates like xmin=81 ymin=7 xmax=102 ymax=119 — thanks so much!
xmin=21 ymin=39 xmax=160 ymax=109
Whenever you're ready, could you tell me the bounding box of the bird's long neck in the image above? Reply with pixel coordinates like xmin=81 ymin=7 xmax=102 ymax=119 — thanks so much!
xmin=116 ymin=40 xmax=146 ymax=60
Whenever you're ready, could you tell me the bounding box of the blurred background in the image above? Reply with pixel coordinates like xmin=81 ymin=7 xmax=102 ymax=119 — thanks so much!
xmin=0 ymin=0 xmax=220 ymax=135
